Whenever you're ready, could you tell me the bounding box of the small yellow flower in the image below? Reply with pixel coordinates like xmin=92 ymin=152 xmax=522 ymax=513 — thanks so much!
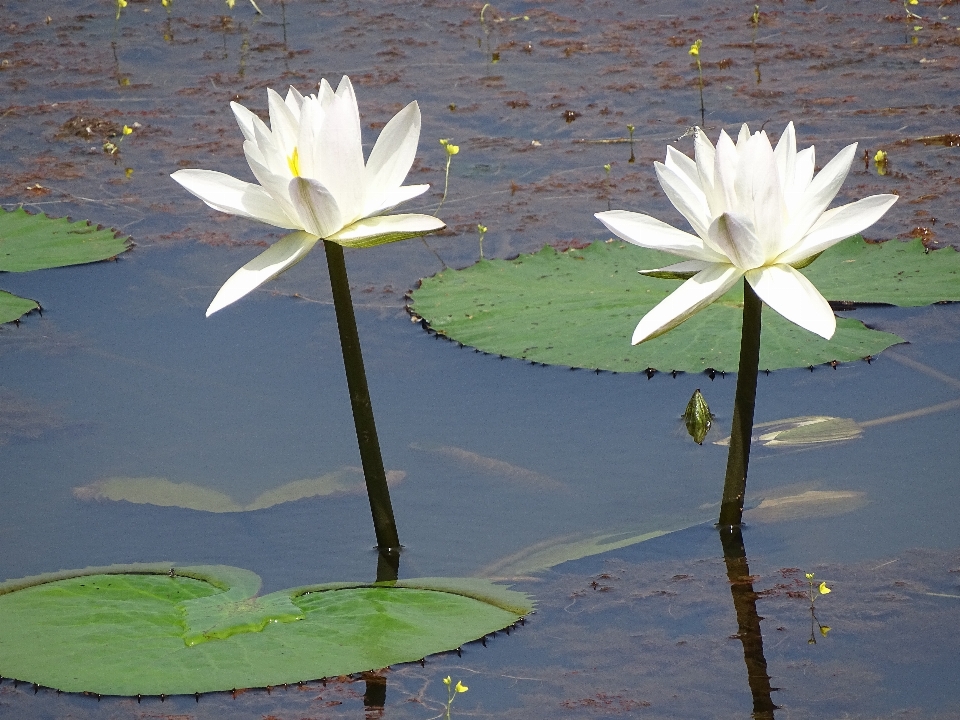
xmin=909 ymin=0 xmax=918 ymax=5
xmin=122 ymin=125 xmax=133 ymax=135
xmin=874 ymin=150 xmax=887 ymax=164
xmin=455 ymin=681 xmax=468 ymax=693
xmin=443 ymin=676 xmax=452 ymax=686
xmin=226 ymin=0 xmax=236 ymax=8
xmin=445 ymin=143 xmax=459 ymax=156
xmin=688 ymin=39 xmax=702 ymax=57
xmin=820 ymin=625 xmax=831 ymax=637
xmin=805 ymin=572 xmax=814 ymax=580
xmin=818 ymin=581 xmax=831 ymax=595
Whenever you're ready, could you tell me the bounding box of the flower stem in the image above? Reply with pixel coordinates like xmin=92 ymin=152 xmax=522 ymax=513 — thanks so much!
xmin=719 ymin=279 xmax=762 ymax=526
xmin=323 ymin=240 xmax=401 ymax=554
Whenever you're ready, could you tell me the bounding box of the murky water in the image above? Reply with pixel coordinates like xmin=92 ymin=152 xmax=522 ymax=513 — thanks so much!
xmin=1 ymin=0 xmax=958 ymax=717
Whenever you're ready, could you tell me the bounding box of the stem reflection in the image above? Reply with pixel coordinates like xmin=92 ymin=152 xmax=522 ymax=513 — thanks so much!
xmin=718 ymin=525 xmax=778 ymax=719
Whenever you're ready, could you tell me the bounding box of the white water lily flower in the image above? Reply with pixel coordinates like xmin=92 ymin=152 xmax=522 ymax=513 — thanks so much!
xmin=595 ymin=123 xmax=898 ymax=344
xmin=172 ymin=76 xmax=445 ymax=316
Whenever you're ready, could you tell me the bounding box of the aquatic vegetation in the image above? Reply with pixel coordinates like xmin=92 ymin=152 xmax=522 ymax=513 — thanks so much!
xmin=173 ymin=77 xmax=445 ymax=554
xmin=437 ymin=137 xmax=459 ymax=215
xmin=683 ymin=388 xmax=713 ymax=445
xmin=0 ymin=564 xmax=531 ymax=696
xmin=443 ymin=675 xmax=469 ymax=718
xmin=595 ymin=123 xmax=898 ymax=344
xmin=0 ymin=208 xmax=133 ymax=324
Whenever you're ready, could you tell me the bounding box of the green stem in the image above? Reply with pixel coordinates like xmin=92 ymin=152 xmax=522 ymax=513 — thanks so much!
xmin=719 ymin=279 xmax=762 ymax=526
xmin=323 ymin=240 xmax=401 ymax=552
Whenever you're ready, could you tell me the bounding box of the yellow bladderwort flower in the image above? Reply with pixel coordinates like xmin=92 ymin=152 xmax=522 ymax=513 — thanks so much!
xmin=818 ymin=581 xmax=831 ymax=595
xmin=115 ymin=0 xmax=128 ymax=19
xmin=688 ymin=39 xmax=701 ymax=57
xmin=122 ymin=125 xmax=133 ymax=136
xmin=455 ymin=681 xmax=468 ymax=693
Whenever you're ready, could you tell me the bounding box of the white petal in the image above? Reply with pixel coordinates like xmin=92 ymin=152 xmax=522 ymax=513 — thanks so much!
xmin=664 ymin=145 xmax=699 ymax=188
xmin=776 ymin=194 xmax=899 ymax=266
xmin=639 ymin=259 xmax=713 ymax=279
xmin=364 ymin=101 xmax=421 ymax=214
xmin=735 ymin=123 xmax=751 ymax=148
xmin=706 ymin=212 xmax=765 ymax=269
xmin=632 ymin=264 xmax=743 ymax=344
xmin=327 ymin=213 xmax=445 ymax=248
xmin=783 ymin=142 xmax=857 ymax=247
xmin=773 ymin=121 xmax=796 ymax=188
xmin=243 ymin=148 xmax=299 ymax=220
xmin=655 ymin=161 xmax=711 ymax=239
xmin=595 ymin=210 xmax=726 ymax=262
xmin=313 ymin=85 xmax=365 ymax=222
xmin=694 ymin=127 xmax=719 ymax=211
xmin=713 ymin=130 xmax=740 ymax=215
xmin=231 ymin=101 xmax=270 ymax=143
xmin=746 ymin=264 xmax=836 ymax=339
xmin=206 ymin=231 xmax=320 ymax=316
xmin=740 ymin=130 xmax=785 ymax=259
xmin=288 ymin=176 xmax=343 ymax=237
xmin=792 ymin=146 xmax=815 ymax=194
xmin=171 ymin=169 xmax=297 ymax=229
xmin=266 ymin=88 xmax=300 ymax=160
xmin=365 ymin=184 xmax=430 ymax=216
xmin=284 ymin=86 xmax=305 ymax=119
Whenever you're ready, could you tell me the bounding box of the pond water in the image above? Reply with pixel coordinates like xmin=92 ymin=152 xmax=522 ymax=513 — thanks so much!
xmin=0 ymin=0 xmax=958 ymax=717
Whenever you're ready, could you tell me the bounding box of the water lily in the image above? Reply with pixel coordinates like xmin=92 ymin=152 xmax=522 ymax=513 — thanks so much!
xmin=172 ymin=76 xmax=444 ymax=316
xmin=595 ymin=123 xmax=897 ymax=344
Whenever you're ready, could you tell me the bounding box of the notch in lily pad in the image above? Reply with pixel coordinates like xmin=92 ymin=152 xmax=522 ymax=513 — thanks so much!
xmin=0 ymin=564 xmax=532 ymax=697
xmin=0 ymin=207 xmax=133 ymax=324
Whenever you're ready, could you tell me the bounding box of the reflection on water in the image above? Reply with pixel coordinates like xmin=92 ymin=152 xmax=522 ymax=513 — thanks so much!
xmin=0 ymin=0 xmax=959 ymax=716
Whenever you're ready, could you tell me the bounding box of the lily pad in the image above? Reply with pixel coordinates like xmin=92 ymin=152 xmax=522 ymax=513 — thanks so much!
xmin=409 ymin=238 xmax=932 ymax=372
xmin=0 ymin=563 xmax=532 ymax=697
xmin=0 ymin=207 xmax=132 ymax=323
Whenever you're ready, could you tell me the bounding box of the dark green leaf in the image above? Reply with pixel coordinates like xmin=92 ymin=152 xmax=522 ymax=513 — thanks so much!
xmin=410 ymin=240 xmax=910 ymax=373
xmin=0 ymin=289 xmax=39 ymax=324
xmin=0 ymin=564 xmax=532 ymax=696
xmin=0 ymin=207 xmax=132 ymax=272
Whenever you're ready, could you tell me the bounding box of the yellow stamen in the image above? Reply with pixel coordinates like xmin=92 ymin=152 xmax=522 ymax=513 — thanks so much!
xmin=287 ymin=147 xmax=301 ymax=177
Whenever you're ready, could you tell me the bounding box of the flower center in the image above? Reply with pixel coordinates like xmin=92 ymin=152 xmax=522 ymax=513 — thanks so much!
xmin=286 ymin=147 xmax=301 ymax=177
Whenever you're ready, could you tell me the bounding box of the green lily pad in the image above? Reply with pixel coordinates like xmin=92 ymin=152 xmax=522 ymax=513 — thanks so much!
xmin=0 ymin=206 xmax=133 ymax=323
xmin=0 ymin=563 xmax=532 ymax=696
xmin=409 ymin=238 xmax=930 ymax=372
xmin=0 ymin=289 xmax=40 ymax=325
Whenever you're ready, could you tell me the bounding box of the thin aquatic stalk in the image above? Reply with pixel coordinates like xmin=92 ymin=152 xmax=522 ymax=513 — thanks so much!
xmin=719 ymin=280 xmax=762 ymax=526
xmin=718 ymin=525 xmax=778 ymax=718
xmin=323 ymin=240 xmax=401 ymax=552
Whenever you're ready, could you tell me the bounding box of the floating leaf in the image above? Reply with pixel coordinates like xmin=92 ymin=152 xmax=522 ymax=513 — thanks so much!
xmin=0 ymin=289 xmax=39 ymax=324
xmin=803 ymin=237 xmax=960 ymax=306
xmin=410 ymin=239 xmax=915 ymax=372
xmin=72 ymin=467 xmax=406 ymax=512
xmin=0 ymin=564 xmax=532 ymax=696
xmin=0 ymin=207 xmax=133 ymax=323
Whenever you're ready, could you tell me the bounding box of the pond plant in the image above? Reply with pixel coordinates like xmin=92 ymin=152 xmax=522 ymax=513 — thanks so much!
xmin=0 ymin=77 xmax=534 ymax=699
xmin=172 ymin=76 xmax=444 ymax=562
xmin=595 ymin=122 xmax=898 ymax=524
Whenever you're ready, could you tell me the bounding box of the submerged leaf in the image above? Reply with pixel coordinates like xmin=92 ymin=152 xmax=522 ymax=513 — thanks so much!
xmin=73 ymin=467 xmax=406 ymax=512
xmin=409 ymin=239 xmax=915 ymax=372
xmin=0 ymin=564 xmax=532 ymax=696
xmin=713 ymin=416 xmax=863 ymax=447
